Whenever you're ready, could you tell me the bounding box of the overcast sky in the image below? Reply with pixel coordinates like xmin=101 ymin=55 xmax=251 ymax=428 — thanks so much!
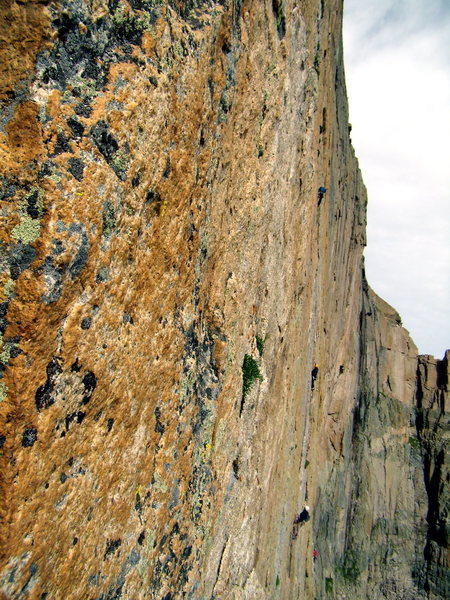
xmin=343 ymin=0 xmax=450 ymax=359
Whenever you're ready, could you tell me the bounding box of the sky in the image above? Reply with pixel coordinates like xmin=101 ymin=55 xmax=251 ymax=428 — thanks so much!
xmin=343 ymin=0 xmax=450 ymax=359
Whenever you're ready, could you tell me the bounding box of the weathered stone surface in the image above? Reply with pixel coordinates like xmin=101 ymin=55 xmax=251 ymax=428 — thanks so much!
xmin=313 ymin=290 xmax=448 ymax=600
xmin=0 ymin=1 xmax=447 ymax=599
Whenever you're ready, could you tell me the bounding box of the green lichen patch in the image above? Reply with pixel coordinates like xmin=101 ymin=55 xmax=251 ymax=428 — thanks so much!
xmin=256 ymin=335 xmax=265 ymax=356
xmin=20 ymin=187 xmax=45 ymax=219
xmin=111 ymin=148 xmax=129 ymax=181
xmin=3 ymin=279 xmax=14 ymax=298
xmin=408 ymin=436 xmax=420 ymax=450
xmin=152 ymin=472 xmax=167 ymax=494
xmin=49 ymin=172 xmax=62 ymax=185
xmin=68 ymin=74 xmax=98 ymax=98
xmin=11 ymin=215 xmax=41 ymax=245
xmin=242 ymin=354 xmax=262 ymax=399
xmin=338 ymin=549 xmax=362 ymax=583
xmin=325 ymin=576 xmax=334 ymax=594
xmin=0 ymin=341 xmax=11 ymax=364
xmin=0 ymin=381 xmax=8 ymax=402
xmin=111 ymin=2 xmax=156 ymax=44
xmin=102 ymin=201 xmax=117 ymax=238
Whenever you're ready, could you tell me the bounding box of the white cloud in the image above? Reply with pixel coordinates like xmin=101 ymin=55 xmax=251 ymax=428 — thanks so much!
xmin=344 ymin=0 xmax=450 ymax=358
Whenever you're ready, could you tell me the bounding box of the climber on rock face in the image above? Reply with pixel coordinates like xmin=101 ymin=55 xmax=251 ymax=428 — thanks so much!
xmin=318 ymin=186 xmax=326 ymax=205
xmin=311 ymin=364 xmax=319 ymax=390
xmin=291 ymin=505 xmax=311 ymax=540
xmin=295 ymin=505 xmax=310 ymax=524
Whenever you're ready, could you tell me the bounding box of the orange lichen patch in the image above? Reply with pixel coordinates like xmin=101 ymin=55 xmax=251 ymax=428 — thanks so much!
xmin=4 ymin=101 xmax=44 ymax=172
xmin=153 ymin=14 xmax=167 ymax=39
xmin=108 ymin=62 xmax=141 ymax=91
xmin=141 ymin=30 xmax=157 ymax=54
xmin=0 ymin=0 xmax=53 ymax=100
xmin=7 ymin=272 xmax=41 ymax=308
xmin=44 ymin=89 xmax=62 ymax=121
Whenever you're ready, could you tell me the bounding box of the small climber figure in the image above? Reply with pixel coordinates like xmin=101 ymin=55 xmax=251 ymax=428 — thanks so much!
xmin=311 ymin=364 xmax=319 ymax=390
xmin=295 ymin=505 xmax=310 ymax=524
xmin=291 ymin=505 xmax=311 ymax=540
xmin=313 ymin=549 xmax=318 ymax=561
xmin=318 ymin=186 xmax=327 ymax=205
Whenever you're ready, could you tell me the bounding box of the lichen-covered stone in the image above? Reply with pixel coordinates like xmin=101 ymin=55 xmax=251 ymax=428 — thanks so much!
xmin=0 ymin=1 xmax=447 ymax=599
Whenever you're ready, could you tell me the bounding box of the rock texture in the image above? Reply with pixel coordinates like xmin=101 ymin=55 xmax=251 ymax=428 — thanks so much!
xmin=313 ymin=291 xmax=449 ymax=599
xmin=0 ymin=1 xmax=448 ymax=599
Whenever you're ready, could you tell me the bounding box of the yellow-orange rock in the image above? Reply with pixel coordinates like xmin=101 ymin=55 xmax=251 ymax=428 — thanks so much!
xmin=0 ymin=1 xmax=447 ymax=599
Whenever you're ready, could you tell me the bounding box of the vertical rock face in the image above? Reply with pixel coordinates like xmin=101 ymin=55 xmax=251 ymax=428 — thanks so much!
xmin=313 ymin=291 xmax=449 ymax=600
xmin=0 ymin=1 xmax=447 ymax=599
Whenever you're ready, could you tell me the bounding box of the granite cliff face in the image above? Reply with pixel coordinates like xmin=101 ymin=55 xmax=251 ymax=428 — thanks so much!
xmin=0 ymin=1 xmax=448 ymax=599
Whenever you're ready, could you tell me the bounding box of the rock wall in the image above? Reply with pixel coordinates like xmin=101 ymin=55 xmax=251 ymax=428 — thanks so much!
xmin=0 ymin=1 xmax=447 ymax=599
xmin=313 ymin=290 xmax=449 ymax=599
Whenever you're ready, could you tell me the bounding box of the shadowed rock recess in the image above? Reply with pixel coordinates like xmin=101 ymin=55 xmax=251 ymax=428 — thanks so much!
xmin=0 ymin=0 xmax=448 ymax=598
